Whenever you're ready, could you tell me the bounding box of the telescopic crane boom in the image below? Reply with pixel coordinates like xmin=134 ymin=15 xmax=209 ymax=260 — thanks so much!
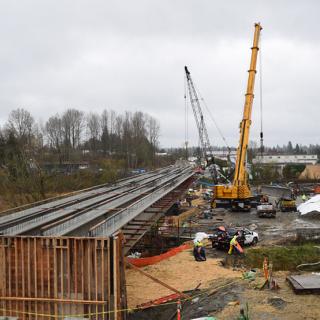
xmin=213 ymin=23 xmax=262 ymax=211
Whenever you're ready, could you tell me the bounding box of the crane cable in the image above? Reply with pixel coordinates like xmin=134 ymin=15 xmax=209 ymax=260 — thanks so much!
xmin=259 ymin=33 xmax=264 ymax=157
xmin=193 ymin=82 xmax=231 ymax=153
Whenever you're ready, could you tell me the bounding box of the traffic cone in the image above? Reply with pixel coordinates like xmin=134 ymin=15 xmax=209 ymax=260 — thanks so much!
xmin=177 ymin=299 xmax=181 ymax=320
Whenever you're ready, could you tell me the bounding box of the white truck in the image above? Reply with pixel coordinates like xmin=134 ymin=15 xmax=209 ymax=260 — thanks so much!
xmin=257 ymin=203 xmax=276 ymax=218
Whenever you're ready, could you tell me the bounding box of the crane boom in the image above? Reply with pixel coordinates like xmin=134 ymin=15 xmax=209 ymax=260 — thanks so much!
xmin=213 ymin=23 xmax=262 ymax=211
xmin=184 ymin=66 xmax=213 ymax=162
xmin=233 ymin=23 xmax=262 ymax=188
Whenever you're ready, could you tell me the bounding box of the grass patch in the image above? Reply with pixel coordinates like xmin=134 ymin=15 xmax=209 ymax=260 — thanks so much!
xmin=245 ymin=243 xmax=320 ymax=271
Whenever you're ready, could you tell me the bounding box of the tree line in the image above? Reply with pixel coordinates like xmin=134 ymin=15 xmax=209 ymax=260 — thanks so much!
xmin=0 ymin=108 xmax=160 ymax=167
xmin=0 ymin=108 xmax=161 ymax=210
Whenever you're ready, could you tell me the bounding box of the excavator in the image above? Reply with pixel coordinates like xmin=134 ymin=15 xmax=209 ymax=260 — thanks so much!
xmin=212 ymin=23 xmax=262 ymax=211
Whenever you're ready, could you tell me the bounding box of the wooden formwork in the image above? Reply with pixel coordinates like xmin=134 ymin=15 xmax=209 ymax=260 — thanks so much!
xmin=0 ymin=235 xmax=127 ymax=320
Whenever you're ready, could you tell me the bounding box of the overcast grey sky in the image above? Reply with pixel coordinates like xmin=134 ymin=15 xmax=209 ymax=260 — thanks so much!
xmin=0 ymin=1 xmax=319 ymax=148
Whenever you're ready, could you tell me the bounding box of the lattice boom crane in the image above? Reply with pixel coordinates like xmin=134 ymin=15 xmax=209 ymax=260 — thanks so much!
xmin=184 ymin=66 xmax=213 ymax=164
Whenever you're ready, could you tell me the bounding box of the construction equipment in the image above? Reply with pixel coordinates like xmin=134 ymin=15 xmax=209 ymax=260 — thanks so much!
xmin=257 ymin=203 xmax=276 ymax=218
xmin=212 ymin=23 xmax=262 ymax=211
xmin=260 ymin=185 xmax=297 ymax=212
xmin=184 ymin=66 xmax=214 ymax=165
xmin=279 ymin=198 xmax=297 ymax=212
xmin=185 ymin=66 xmax=230 ymax=183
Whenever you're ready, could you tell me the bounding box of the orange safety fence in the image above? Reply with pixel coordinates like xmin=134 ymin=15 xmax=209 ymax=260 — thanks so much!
xmin=127 ymin=243 xmax=192 ymax=267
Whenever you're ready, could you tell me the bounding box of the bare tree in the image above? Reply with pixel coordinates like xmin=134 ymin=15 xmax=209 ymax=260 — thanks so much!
xmin=45 ymin=115 xmax=64 ymax=162
xmin=115 ymin=115 xmax=123 ymax=153
xmin=86 ymin=113 xmax=101 ymax=153
xmin=6 ymin=108 xmax=35 ymax=145
xmin=122 ymin=111 xmax=132 ymax=167
xmin=109 ymin=110 xmax=116 ymax=153
xmin=101 ymin=110 xmax=109 ymax=155
xmin=101 ymin=110 xmax=109 ymax=132
xmin=132 ymin=111 xmax=146 ymax=140
xmin=147 ymin=115 xmax=160 ymax=164
xmin=61 ymin=109 xmax=85 ymax=150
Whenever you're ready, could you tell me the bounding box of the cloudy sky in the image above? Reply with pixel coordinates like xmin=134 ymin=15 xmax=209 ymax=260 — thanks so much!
xmin=0 ymin=1 xmax=319 ymax=148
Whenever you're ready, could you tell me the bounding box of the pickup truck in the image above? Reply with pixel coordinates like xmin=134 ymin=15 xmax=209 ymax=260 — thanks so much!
xmin=257 ymin=203 xmax=276 ymax=218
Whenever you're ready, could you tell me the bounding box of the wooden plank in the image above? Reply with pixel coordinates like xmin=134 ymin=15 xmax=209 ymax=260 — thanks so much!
xmin=60 ymin=239 xmax=64 ymax=318
xmin=74 ymin=238 xmax=78 ymax=316
xmin=95 ymin=239 xmax=98 ymax=318
xmin=7 ymin=240 xmax=12 ymax=317
xmin=101 ymin=239 xmax=106 ymax=320
xmin=47 ymin=238 xmax=51 ymax=315
xmin=53 ymin=238 xmax=58 ymax=317
xmin=81 ymin=239 xmax=85 ymax=301
xmin=87 ymin=239 xmax=92 ymax=318
xmin=14 ymin=238 xmax=19 ymax=317
xmin=67 ymin=238 xmax=71 ymax=317
xmin=33 ymin=238 xmax=38 ymax=320
xmin=0 ymin=238 xmax=7 ymax=317
xmin=113 ymin=237 xmax=118 ymax=320
xmin=0 ymin=296 xmax=108 ymax=304
xmin=27 ymin=238 xmax=31 ymax=320
xmin=21 ymin=238 xmax=25 ymax=320
xmin=39 ymin=238 xmax=44 ymax=319
xmin=107 ymin=237 xmax=111 ymax=318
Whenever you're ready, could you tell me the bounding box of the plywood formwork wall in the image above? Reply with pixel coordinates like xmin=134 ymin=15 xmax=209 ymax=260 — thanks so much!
xmin=0 ymin=235 xmax=127 ymax=320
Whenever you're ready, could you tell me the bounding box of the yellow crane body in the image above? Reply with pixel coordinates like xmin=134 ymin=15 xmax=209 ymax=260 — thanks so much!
xmin=213 ymin=23 xmax=262 ymax=209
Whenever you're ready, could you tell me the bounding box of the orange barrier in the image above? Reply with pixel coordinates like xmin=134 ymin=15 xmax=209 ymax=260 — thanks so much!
xmin=127 ymin=243 xmax=192 ymax=267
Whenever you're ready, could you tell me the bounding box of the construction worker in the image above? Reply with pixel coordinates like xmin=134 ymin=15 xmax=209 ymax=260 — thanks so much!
xmin=302 ymin=194 xmax=307 ymax=202
xmin=186 ymin=193 xmax=193 ymax=207
xmin=193 ymin=239 xmax=206 ymax=261
xmin=228 ymin=232 xmax=243 ymax=255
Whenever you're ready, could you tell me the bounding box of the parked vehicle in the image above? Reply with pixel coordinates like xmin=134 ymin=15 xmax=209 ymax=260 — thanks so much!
xmin=209 ymin=227 xmax=259 ymax=250
xmin=202 ymin=190 xmax=213 ymax=200
xmin=278 ymin=198 xmax=296 ymax=212
xmin=257 ymin=203 xmax=276 ymax=218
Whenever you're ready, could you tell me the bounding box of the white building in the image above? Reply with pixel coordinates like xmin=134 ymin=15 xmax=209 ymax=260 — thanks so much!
xmin=253 ymin=154 xmax=318 ymax=165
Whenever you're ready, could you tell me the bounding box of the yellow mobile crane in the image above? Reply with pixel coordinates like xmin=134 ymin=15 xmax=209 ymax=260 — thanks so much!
xmin=212 ymin=23 xmax=262 ymax=211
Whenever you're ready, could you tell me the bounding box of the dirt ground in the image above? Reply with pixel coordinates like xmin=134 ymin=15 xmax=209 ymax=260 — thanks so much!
xmin=216 ymin=271 xmax=320 ymax=320
xmin=127 ymin=248 xmax=320 ymax=319
xmin=126 ymin=249 xmax=242 ymax=308
xmin=127 ymin=196 xmax=320 ymax=319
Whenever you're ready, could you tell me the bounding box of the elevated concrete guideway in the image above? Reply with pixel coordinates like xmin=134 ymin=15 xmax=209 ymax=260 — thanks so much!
xmin=0 ymin=165 xmax=195 ymax=248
